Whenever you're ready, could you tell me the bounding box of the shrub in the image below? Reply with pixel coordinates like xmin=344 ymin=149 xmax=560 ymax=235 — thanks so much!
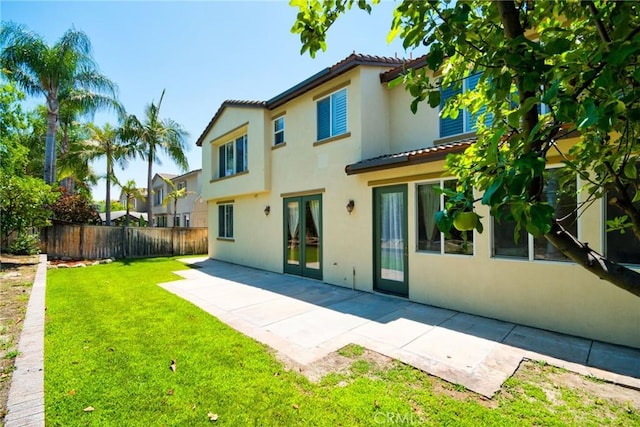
xmin=7 ymin=233 xmax=41 ymax=255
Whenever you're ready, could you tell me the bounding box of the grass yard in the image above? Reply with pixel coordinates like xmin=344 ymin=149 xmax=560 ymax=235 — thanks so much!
xmin=45 ymin=257 xmax=639 ymax=426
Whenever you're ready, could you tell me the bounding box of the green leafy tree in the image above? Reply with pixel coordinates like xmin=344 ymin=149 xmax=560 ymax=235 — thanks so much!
xmin=161 ymin=176 xmax=192 ymax=228
xmin=0 ymin=174 xmax=58 ymax=250
xmin=0 ymin=82 xmax=29 ymax=175
xmin=121 ymin=90 xmax=189 ymax=227
xmin=0 ymin=22 xmax=121 ymax=184
xmin=292 ymin=0 xmax=640 ymax=297
xmin=95 ymin=200 xmax=125 ymax=214
xmin=119 ymin=179 xmax=146 ymax=227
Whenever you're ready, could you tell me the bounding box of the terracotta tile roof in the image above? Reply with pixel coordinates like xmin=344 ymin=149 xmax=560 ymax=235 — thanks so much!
xmin=380 ymin=53 xmax=429 ymax=83
xmin=345 ymin=139 xmax=474 ymax=175
xmin=196 ymin=53 xmax=406 ymax=146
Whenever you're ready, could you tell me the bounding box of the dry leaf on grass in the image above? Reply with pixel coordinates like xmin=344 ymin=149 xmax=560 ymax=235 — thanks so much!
xmin=170 ymin=359 xmax=177 ymax=372
xmin=207 ymin=412 xmax=219 ymax=421
xmin=83 ymin=406 xmax=95 ymax=412
xmin=69 ymin=389 xmax=76 ymax=396
xmin=292 ymin=403 xmax=299 ymax=410
xmin=167 ymin=389 xmax=174 ymax=395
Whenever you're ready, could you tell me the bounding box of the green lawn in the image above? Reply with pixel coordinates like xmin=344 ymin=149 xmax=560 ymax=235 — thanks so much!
xmin=45 ymin=258 xmax=639 ymax=426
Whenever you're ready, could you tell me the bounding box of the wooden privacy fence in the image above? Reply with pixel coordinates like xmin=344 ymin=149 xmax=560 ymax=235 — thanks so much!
xmin=40 ymin=224 xmax=208 ymax=259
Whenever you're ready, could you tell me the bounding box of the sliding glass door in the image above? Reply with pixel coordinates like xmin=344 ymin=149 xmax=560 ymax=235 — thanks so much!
xmin=283 ymin=194 xmax=322 ymax=279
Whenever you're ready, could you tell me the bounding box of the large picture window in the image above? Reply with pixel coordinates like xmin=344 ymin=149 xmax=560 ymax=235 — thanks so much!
xmin=416 ymin=180 xmax=474 ymax=255
xmin=317 ymin=88 xmax=347 ymax=141
xmin=218 ymin=204 xmax=233 ymax=238
xmin=492 ymin=168 xmax=577 ymax=261
xmin=218 ymin=135 xmax=247 ymax=178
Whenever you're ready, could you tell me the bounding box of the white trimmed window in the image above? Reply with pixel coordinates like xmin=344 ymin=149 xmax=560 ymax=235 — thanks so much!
xmin=184 ymin=213 xmax=190 ymax=228
xmin=153 ymin=187 xmax=163 ymax=206
xmin=416 ymin=180 xmax=474 ymax=256
xmin=218 ymin=135 xmax=247 ymax=178
xmin=177 ymin=181 xmax=186 ymax=191
xmin=440 ymin=74 xmax=490 ymax=138
xmin=492 ymin=168 xmax=577 ymax=261
xmin=606 ymin=187 xmax=640 ymax=265
xmin=218 ymin=204 xmax=233 ymax=238
xmin=273 ymin=116 xmax=285 ymax=145
xmin=317 ymin=88 xmax=347 ymax=141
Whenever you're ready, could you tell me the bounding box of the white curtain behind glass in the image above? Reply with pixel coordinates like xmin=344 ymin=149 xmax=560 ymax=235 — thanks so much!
xmin=381 ymin=192 xmax=404 ymax=281
xmin=287 ymin=202 xmax=299 ymax=242
xmin=308 ymin=200 xmax=320 ymax=236
xmin=419 ymin=185 xmax=440 ymax=241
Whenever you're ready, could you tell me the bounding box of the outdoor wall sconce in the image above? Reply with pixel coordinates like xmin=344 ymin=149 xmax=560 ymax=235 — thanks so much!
xmin=346 ymin=200 xmax=355 ymax=214
xmin=264 ymin=206 xmax=271 ymax=216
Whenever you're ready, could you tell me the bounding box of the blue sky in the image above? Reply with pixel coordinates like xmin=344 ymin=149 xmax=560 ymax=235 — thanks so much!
xmin=2 ymin=0 xmax=414 ymax=201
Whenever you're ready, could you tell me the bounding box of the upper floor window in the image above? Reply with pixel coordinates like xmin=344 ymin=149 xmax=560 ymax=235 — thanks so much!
xmin=416 ymin=180 xmax=474 ymax=256
xmin=218 ymin=204 xmax=234 ymax=238
xmin=273 ymin=116 xmax=285 ymax=145
xmin=493 ymin=168 xmax=577 ymax=262
xmin=177 ymin=181 xmax=186 ymax=191
xmin=153 ymin=188 xmax=163 ymax=206
xmin=440 ymin=74 xmax=489 ymax=138
xmin=317 ymin=88 xmax=347 ymax=141
xmin=219 ymin=135 xmax=247 ymax=178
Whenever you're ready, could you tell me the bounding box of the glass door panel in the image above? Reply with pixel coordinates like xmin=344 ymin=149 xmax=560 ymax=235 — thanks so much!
xmin=286 ymin=201 xmax=300 ymax=267
xmin=283 ymin=195 xmax=322 ymax=279
xmin=373 ymin=185 xmax=408 ymax=296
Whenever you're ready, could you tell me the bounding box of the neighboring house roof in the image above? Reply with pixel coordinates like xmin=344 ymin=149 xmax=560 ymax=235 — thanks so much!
xmin=171 ymin=168 xmax=202 ymax=181
xmin=99 ymin=211 xmax=148 ymax=222
xmin=195 ymin=53 xmax=407 ymax=146
xmin=345 ymin=139 xmax=474 ymax=175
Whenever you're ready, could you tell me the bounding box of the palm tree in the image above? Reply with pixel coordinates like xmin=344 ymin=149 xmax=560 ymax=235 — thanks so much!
xmin=121 ymin=90 xmax=189 ymax=227
xmin=82 ymin=123 xmax=131 ymax=226
xmin=0 ymin=22 xmax=121 ymax=184
xmin=119 ymin=180 xmax=145 ymax=227
xmin=161 ymin=176 xmax=192 ymax=228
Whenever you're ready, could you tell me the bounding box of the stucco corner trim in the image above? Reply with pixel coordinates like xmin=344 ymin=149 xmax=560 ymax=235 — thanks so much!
xmin=313 ymin=132 xmax=351 ymax=147
xmin=271 ymin=143 xmax=287 ymax=151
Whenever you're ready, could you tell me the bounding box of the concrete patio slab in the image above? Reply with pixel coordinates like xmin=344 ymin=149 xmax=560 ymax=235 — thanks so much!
xmin=162 ymin=257 xmax=640 ymax=398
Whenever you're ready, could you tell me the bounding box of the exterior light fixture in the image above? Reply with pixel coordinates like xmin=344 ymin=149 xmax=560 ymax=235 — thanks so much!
xmin=264 ymin=206 xmax=271 ymax=216
xmin=346 ymin=200 xmax=355 ymax=214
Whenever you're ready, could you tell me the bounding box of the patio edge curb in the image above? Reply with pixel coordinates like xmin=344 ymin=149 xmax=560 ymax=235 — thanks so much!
xmin=4 ymin=254 xmax=47 ymax=427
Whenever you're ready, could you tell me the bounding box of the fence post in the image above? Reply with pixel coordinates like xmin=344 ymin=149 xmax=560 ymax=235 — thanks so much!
xmin=121 ymin=226 xmax=127 ymax=259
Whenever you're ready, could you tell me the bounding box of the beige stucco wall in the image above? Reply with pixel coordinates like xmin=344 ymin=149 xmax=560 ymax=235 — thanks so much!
xmin=200 ymin=65 xmax=640 ymax=349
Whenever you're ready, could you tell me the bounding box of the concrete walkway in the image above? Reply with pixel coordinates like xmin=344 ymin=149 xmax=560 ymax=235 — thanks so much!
xmin=162 ymin=257 xmax=640 ymax=398
xmin=4 ymin=254 xmax=46 ymax=427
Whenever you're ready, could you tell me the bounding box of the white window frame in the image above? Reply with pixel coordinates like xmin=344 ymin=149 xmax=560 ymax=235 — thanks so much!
xmin=153 ymin=187 xmax=163 ymax=206
xmin=316 ymin=88 xmax=348 ymax=141
xmin=415 ymin=179 xmax=475 ymax=256
xmin=273 ymin=116 xmax=285 ymax=145
xmin=218 ymin=134 xmax=248 ymax=178
xmin=218 ymin=204 xmax=234 ymax=239
xmin=491 ymin=166 xmax=578 ymax=262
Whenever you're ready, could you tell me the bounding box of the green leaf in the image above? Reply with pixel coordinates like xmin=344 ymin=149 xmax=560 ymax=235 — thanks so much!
xmin=624 ymin=162 xmax=637 ymax=179
xmin=577 ymin=100 xmax=599 ymax=129
xmin=481 ymin=176 xmax=504 ymax=206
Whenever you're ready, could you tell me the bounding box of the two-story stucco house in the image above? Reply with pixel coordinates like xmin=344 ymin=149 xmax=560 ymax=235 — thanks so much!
xmin=151 ymin=170 xmax=208 ymax=228
xmin=196 ymin=53 xmax=640 ymax=349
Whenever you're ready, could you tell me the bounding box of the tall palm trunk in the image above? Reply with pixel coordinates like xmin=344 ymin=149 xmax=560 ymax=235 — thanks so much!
xmin=146 ymin=150 xmax=154 ymax=227
xmin=105 ymin=156 xmax=112 ymax=226
xmin=44 ymin=99 xmax=59 ymax=185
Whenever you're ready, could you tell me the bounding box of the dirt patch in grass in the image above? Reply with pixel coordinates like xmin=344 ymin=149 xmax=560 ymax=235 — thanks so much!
xmin=281 ymin=344 xmax=639 ymax=419
xmin=0 ymin=253 xmax=38 ymax=421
